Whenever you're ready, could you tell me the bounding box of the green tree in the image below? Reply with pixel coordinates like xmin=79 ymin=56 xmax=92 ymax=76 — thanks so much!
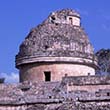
xmin=96 ymin=49 xmax=110 ymax=74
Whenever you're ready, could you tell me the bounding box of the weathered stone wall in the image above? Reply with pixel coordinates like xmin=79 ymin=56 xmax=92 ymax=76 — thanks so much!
xmin=63 ymin=75 xmax=110 ymax=85
xmin=0 ymin=105 xmax=26 ymax=110
xmin=0 ymin=76 xmax=110 ymax=109
xmin=1 ymin=102 xmax=110 ymax=110
xmin=68 ymin=84 xmax=110 ymax=92
xmin=19 ymin=63 xmax=95 ymax=82
xmin=64 ymin=75 xmax=110 ymax=91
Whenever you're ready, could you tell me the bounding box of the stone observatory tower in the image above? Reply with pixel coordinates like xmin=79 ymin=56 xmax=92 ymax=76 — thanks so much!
xmin=16 ymin=9 xmax=98 ymax=82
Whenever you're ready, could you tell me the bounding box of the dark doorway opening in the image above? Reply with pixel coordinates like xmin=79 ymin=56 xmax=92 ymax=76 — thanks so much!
xmin=44 ymin=71 xmax=51 ymax=81
xmin=69 ymin=17 xmax=73 ymax=25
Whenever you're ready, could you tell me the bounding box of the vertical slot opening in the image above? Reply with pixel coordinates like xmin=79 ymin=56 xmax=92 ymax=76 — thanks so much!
xmin=44 ymin=71 xmax=51 ymax=81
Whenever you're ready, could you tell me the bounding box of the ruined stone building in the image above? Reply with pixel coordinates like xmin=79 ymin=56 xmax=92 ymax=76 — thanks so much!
xmin=16 ymin=8 xmax=97 ymax=82
xmin=0 ymin=9 xmax=110 ymax=110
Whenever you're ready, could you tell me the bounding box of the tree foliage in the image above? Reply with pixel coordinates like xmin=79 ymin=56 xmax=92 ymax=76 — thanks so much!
xmin=96 ymin=49 xmax=110 ymax=75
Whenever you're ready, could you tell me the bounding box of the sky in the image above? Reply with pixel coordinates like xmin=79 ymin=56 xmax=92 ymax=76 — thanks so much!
xmin=0 ymin=0 xmax=110 ymax=83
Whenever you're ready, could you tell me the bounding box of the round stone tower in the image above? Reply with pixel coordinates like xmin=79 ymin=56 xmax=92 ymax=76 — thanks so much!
xmin=16 ymin=9 xmax=98 ymax=82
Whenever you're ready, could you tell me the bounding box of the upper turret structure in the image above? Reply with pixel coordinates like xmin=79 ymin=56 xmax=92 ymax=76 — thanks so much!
xmin=16 ymin=9 xmax=98 ymax=82
xmin=47 ymin=9 xmax=80 ymax=26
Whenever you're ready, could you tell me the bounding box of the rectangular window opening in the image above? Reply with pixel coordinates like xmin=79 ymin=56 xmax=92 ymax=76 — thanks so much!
xmin=69 ymin=17 xmax=73 ymax=25
xmin=107 ymin=92 xmax=110 ymax=96
xmin=44 ymin=71 xmax=51 ymax=81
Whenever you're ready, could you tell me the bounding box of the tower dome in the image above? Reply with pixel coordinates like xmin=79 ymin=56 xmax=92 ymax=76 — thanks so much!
xmin=16 ymin=9 xmax=98 ymax=82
